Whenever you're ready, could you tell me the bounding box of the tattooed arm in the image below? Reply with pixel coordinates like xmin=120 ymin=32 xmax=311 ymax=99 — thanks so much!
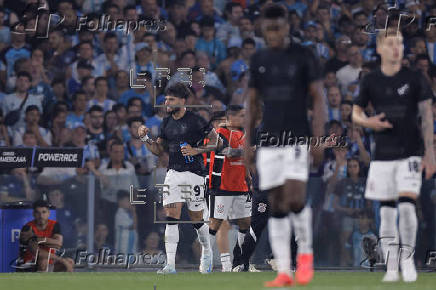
xmin=418 ymin=99 xmax=436 ymax=179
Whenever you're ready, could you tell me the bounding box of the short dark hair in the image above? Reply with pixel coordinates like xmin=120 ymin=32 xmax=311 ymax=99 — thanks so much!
xmin=127 ymin=97 xmax=143 ymax=107
xmin=112 ymin=103 xmax=126 ymax=113
xmin=341 ymin=100 xmax=353 ymax=107
xmin=226 ymin=104 xmax=244 ymax=116
xmin=181 ymin=49 xmax=196 ymax=60
xmin=110 ymin=139 xmax=124 ymax=151
xmin=89 ymin=105 xmax=104 ymax=114
xmin=17 ymin=71 xmax=32 ymax=82
xmin=166 ymin=83 xmax=191 ymax=99
xmin=33 ymin=199 xmax=50 ymax=210
xmin=25 ymin=105 xmax=40 ymax=114
xmin=127 ymin=116 xmax=144 ymax=128
xmin=200 ymin=16 xmax=215 ymax=28
xmin=104 ymin=32 xmax=118 ymax=42
xmin=262 ymin=3 xmax=287 ymax=20
xmin=242 ymin=38 xmax=256 ymax=47
xmin=51 ymin=78 xmax=65 ymax=87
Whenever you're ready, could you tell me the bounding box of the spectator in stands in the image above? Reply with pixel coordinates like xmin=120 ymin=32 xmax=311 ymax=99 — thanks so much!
xmin=125 ymin=116 xmax=153 ymax=176
xmin=88 ymin=77 xmax=116 ymax=112
xmin=327 ymin=86 xmax=342 ymax=122
xmin=48 ymin=189 xmax=77 ymax=249
xmin=0 ymin=167 xmax=36 ymax=202
xmin=51 ymin=110 xmax=69 ymax=147
xmin=195 ymin=16 xmax=227 ymax=69
xmin=120 ymin=75 xmax=154 ymax=118
xmin=112 ymin=70 xmax=131 ymax=100
xmin=340 ymin=100 xmax=353 ymax=128
xmin=351 ymin=211 xmax=376 ymax=267
xmin=81 ymin=76 xmax=95 ymax=101
xmin=115 ymin=190 xmax=138 ymax=253
xmin=86 ymin=105 xmax=106 ymax=152
xmin=94 ymin=32 xmax=129 ymax=78
xmin=12 ymin=105 xmax=51 ymax=146
xmin=94 ymin=223 xmax=111 ymax=251
xmin=68 ymin=59 xmax=94 ymax=96
xmin=66 ymin=122 xmax=100 ymax=166
xmin=325 ymin=35 xmax=351 ymax=73
xmin=230 ymin=38 xmax=256 ymax=88
xmin=92 ymin=139 xmax=139 ymax=243
xmin=333 ymin=158 xmax=368 ymax=266
xmin=0 ymin=108 xmax=10 ymax=146
xmin=66 ymin=91 xmax=87 ymax=128
xmin=103 ymin=110 xmax=119 ymax=141
xmin=1 ymin=71 xmax=44 ymax=131
xmin=216 ymin=2 xmax=243 ymax=45
xmin=336 ymin=45 xmax=363 ymax=95
xmin=142 ymin=231 xmax=164 ymax=256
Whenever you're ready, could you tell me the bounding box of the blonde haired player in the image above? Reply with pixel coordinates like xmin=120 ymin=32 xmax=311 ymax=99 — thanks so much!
xmin=353 ymin=28 xmax=436 ymax=282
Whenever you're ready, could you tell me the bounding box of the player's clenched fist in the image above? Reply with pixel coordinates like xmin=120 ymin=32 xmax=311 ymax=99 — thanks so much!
xmin=137 ymin=125 xmax=149 ymax=138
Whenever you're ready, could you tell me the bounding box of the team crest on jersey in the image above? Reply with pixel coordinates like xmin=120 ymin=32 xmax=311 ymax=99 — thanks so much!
xmin=257 ymin=203 xmax=267 ymax=213
xmin=216 ymin=204 xmax=225 ymax=213
xmin=397 ymin=83 xmax=409 ymax=96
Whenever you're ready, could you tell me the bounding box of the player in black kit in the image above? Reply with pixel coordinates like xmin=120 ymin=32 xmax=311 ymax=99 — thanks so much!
xmin=138 ymin=83 xmax=223 ymax=274
xmin=353 ymin=28 xmax=436 ymax=282
xmin=244 ymin=4 xmax=327 ymax=287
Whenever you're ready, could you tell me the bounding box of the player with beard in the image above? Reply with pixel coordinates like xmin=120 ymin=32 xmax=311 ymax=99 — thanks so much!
xmin=353 ymin=28 xmax=436 ymax=282
xmin=207 ymin=105 xmax=251 ymax=272
xmin=137 ymin=83 xmax=223 ymax=274
xmin=244 ymin=4 xmax=328 ymax=287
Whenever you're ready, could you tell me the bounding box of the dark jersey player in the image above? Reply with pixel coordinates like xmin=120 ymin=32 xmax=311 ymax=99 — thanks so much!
xmin=353 ymin=29 xmax=436 ymax=282
xmin=137 ymin=83 xmax=223 ymax=274
xmin=19 ymin=200 xmax=74 ymax=272
xmin=244 ymin=4 xmax=328 ymax=287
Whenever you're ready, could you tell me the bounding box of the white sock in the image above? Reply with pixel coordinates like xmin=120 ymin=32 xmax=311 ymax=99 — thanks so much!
xmin=237 ymin=230 xmax=247 ymax=249
xmin=220 ymin=253 xmax=231 ymax=266
xmin=268 ymin=216 xmax=291 ymax=275
xmin=380 ymin=206 xmax=399 ymax=272
xmin=196 ymin=224 xmax=211 ymax=255
xmin=165 ymin=224 xmax=179 ymax=267
xmin=290 ymin=206 xmax=313 ymax=254
xmin=398 ymin=201 xmax=417 ymax=261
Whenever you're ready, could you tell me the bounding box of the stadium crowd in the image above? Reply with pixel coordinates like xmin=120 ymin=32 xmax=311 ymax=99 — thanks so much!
xmin=0 ymin=0 xmax=436 ymax=268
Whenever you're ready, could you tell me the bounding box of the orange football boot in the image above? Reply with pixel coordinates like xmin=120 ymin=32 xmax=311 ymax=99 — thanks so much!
xmin=264 ymin=272 xmax=294 ymax=287
xmin=295 ymin=253 xmax=314 ymax=285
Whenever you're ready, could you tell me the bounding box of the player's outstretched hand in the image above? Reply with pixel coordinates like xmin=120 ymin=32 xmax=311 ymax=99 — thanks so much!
xmin=367 ymin=112 xmax=393 ymax=132
xmin=137 ymin=125 xmax=149 ymax=138
xmin=422 ymin=153 xmax=436 ymax=179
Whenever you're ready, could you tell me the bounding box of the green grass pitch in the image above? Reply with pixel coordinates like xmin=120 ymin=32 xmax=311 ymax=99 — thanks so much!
xmin=1 ymin=271 xmax=436 ymax=290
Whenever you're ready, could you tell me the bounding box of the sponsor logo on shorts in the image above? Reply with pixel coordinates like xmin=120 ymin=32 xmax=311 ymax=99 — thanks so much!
xmin=257 ymin=203 xmax=267 ymax=213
